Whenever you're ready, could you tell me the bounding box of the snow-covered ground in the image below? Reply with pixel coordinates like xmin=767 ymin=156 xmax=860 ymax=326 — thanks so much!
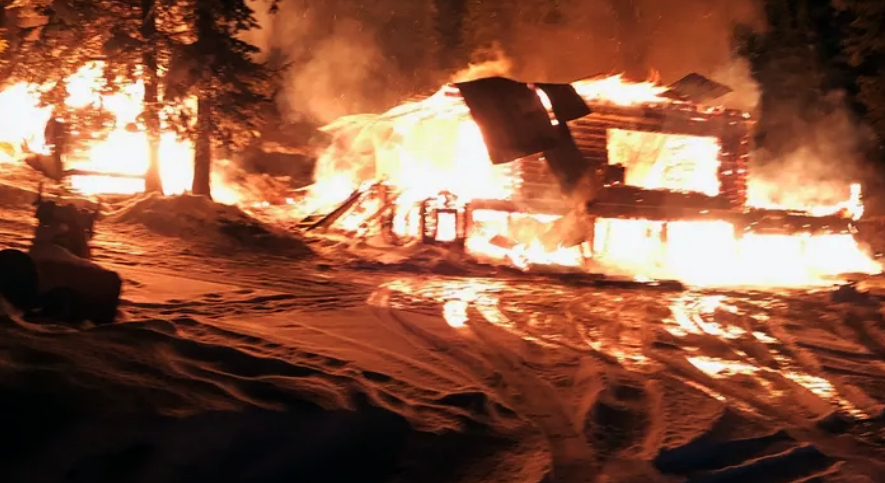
xmin=2 ymin=180 xmax=885 ymax=483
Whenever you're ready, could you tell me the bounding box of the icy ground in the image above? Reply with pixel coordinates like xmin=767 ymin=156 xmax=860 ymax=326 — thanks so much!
xmin=3 ymin=194 xmax=885 ymax=483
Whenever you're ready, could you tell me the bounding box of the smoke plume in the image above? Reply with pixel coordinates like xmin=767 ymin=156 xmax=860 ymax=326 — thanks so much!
xmin=709 ymin=57 xmax=761 ymax=113
xmin=449 ymin=46 xmax=514 ymax=83
xmin=247 ymin=0 xmax=437 ymax=125
xmin=245 ymin=0 xmax=878 ymax=213
xmin=249 ymin=0 xmax=768 ymax=123
xmin=747 ymin=90 xmax=875 ymax=208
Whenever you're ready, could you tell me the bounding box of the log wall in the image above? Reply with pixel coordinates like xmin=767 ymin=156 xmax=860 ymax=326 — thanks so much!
xmin=565 ymin=103 xmax=752 ymax=209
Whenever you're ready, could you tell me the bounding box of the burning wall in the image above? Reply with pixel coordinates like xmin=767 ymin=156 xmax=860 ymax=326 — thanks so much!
xmin=607 ymin=130 xmax=721 ymax=196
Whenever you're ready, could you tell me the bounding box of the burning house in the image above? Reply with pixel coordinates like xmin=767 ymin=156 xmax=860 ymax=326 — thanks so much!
xmin=0 ymin=64 xmax=877 ymax=286
xmin=299 ymin=73 xmax=878 ymax=285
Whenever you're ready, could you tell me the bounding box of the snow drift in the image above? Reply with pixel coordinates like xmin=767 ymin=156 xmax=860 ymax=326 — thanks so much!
xmin=105 ymin=194 xmax=314 ymax=257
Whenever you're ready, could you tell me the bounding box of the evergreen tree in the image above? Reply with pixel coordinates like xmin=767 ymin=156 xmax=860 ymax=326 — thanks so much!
xmin=733 ymin=0 xmax=830 ymax=156
xmin=163 ymin=0 xmax=278 ymax=199
xmin=5 ymin=0 xmax=170 ymax=187
xmin=95 ymin=0 xmax=173 ymax=193
xmin=6 ymin=0 xmax=277 ymax=198
xmin=836 ymin=0 xmax=885 ymax=156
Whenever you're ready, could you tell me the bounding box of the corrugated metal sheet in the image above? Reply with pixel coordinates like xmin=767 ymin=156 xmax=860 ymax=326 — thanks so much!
xmin=454 ymin=77 xmax=561 ymax=165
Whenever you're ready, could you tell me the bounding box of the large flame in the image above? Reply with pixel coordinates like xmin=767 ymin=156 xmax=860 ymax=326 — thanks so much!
xmin=0 ymin=64 xmax=878 ymax=287
xmin=0 ymin=62 xmax=240 ymax=203
xmin=305 ymin=74 xmax=880 ymax=287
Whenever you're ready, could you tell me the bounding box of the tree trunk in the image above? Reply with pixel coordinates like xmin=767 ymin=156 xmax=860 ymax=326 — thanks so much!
xmin=142 ymin=0 xmax=163 ymax=194
xmin=191 ymin=0 xmax=212 ymax=199
xmin=192 ymin=97 xmax=212 ymax=198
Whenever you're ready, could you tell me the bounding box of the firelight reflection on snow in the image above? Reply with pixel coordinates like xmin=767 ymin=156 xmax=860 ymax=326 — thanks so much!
xmin=378 ymin=277 xmax=866 ymax=419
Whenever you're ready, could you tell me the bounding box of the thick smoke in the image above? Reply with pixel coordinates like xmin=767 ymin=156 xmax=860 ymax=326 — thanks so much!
xmin=250 ymin=0 xmax=767 ymax=122
xmin=710 ymin=57 xmax=761 ymax=113
xmin=449 ymin=47 xmax=514 ymax=83
xmin=245 ymin=0 xmax=876 ymax=213
xmin=246 ymin=0 xmax=437 ymax=125
xmin=748 ymin=91 xmax=875 ymax=208
xmin=467 ymin=0 xmax=765 ymax=84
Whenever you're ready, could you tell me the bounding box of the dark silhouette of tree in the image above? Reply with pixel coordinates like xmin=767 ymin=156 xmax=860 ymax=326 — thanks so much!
xmin=462 ymin=0 xmax=513 ymax=67
xmin=836 ymin=0 xmax=885 ymax=157
xmin=733 ymin=0 xmax=831 ymax=156
xmin=163 ymin=0 xmax=278 ymax=199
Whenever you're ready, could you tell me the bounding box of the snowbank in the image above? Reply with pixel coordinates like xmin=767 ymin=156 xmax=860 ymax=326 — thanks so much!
xmin=105 ymin=193 xmax=313 ymax=256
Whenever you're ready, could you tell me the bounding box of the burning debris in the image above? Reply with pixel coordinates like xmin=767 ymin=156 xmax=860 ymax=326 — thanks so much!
xmin=299 ymin=73 xmax=880 ymax=286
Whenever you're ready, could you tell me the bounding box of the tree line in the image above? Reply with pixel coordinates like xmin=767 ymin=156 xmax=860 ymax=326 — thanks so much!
xmin=728 ymin=0 xmax=884 ymax=165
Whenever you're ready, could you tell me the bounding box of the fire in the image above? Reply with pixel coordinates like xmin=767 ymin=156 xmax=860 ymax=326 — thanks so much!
xmin=305 ymin=74 xmax=881 ymax=287
xmin=0 ymin=62 xmax=878 ymax=287
xmin=0 ymin=62 xmax=238 ymax=201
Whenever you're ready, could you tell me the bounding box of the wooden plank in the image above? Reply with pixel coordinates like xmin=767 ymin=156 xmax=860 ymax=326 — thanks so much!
xmin=63 ymin=169 xmax=145 ymax=180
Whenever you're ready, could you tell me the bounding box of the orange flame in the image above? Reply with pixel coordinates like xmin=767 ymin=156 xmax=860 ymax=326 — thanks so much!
xmin=0 ymin=62 xmax=241 ymax=202
xmin=0 ymin=64 xmax=878 ymax=287
xmin=306 ymin=75 xmax=880 ymax=286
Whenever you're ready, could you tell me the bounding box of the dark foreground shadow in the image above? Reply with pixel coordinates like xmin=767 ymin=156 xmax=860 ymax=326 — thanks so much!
xmin=0 ymin=386 xmax=519 ymax=483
